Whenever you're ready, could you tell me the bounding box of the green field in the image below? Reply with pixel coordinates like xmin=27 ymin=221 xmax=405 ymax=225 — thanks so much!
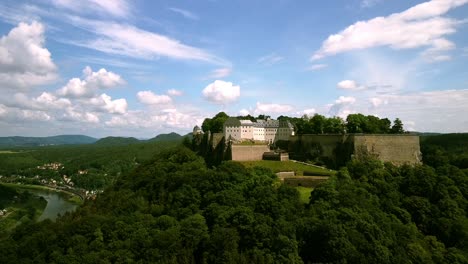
xmin=239 ymin=160 xmax=333 ymax=176
xmin=296 ymin=186 xmax=313 ymax=204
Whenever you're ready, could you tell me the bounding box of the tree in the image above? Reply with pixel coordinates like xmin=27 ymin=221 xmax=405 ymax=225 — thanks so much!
xmin=324 ymin=117 xmax=345 ymax=134
xmin=201 ymin=112 xmax=229 ymax=133
xmin=346 ymin=114 xmax=367 ymax=133
xmin=310 ymin=114 xmax=326 ymax=134
xmin=391 ymin=118 xmax=404 ymax=134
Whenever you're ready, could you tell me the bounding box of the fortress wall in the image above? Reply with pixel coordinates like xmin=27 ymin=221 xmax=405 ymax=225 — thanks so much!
xmin=353 ymin=135 xmax=421 ymax=165
xmin=289 ymin=134 xmax=350 ymax=158
xmin=231 ymin=145 xmax=270 ymax=161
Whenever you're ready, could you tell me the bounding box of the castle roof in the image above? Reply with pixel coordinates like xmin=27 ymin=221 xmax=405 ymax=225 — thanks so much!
xmin=224 ymin=117 xmax=241 ymax=127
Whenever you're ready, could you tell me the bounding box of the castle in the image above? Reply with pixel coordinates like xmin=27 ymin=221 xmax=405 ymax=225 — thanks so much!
xmin=192 ymin=117 xmax=421 ymax=166
xmin=223 ymin=117 xmax=294 ymax=144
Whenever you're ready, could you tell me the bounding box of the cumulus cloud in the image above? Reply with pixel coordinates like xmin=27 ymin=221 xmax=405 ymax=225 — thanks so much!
xmin=137 ymin=91 xmax=172 ymax=105
xmin=337 ymin=80 xmax=367 ymax=91
xmin=0 ymin=21 xmax=57 ymax=90
xmin=239 ymin=109 xmax=250 ymax=116
xmin=328 ymin=96 xmax=356 ymax=118
xmin=301 ymin=108 xmax=316 ymax=116
xmin=167 ymin=89 xmax=183 ymax=96
xmin=208 ymin=68 xmax=232 ymax=79
xmin=89 ymin=93 xmax=128 ymax=114
xmin=255 ymin=102 xmax=293 ymax=114
xmin=60 ymin=108 xmax=100 ymax=123
xmin=312 ymin=0 xmax=467 ymax=61
xmin=11 ymin=92 xmax=71 ymax=110
xmin=202 ymin=80 xmax=240 ymax=104
xmin=105 ymin=107 xmax=204 ymax=133
xmin=0 ymin=105 xmax=52 ymax=123
xmin=57 ymin=66 xmax=125 ymax=98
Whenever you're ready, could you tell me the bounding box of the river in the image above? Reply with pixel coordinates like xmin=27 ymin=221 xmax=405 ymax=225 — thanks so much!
xmin=23 ymin=188 xmax=78 ymax=221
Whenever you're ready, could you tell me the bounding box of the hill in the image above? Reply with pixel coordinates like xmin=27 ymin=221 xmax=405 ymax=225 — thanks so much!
xmin=94 ymin=136 xmax=141 ymax=146
xmin=420 ymin=133 xmax=468 ymax=150
xmin=148 ymin=132 xmax=183 ymax=142
xmin=0 ymin=135 xmax=97 ymax=148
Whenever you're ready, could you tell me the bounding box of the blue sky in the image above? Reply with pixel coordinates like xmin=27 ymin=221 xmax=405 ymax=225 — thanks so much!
xmin=0 ymin=0 xmax=467 ymax=138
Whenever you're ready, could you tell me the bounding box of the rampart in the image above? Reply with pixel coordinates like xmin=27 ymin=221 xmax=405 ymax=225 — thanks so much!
xmin=231 ymin=145 xmax=270 ymax=161
xmin=289 ymin=134 xmax=421 ymax=166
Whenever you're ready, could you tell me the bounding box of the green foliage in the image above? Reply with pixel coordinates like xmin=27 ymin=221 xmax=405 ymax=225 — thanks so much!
xmin=202 ymin=112 xmax=229 ymax=133
xmin=0 ymin=147 xmax=466 ymax=263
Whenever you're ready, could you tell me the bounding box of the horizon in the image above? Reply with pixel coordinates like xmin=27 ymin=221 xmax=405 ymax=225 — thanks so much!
xmin=1 ymin=0 xmax=468 ymax=138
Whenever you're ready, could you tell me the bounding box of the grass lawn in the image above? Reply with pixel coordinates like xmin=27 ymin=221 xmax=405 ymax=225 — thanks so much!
xmin=296 ymin=186 xmax=313 ymax=204
xmin=239 ymin=160 xmax=333 ymax=176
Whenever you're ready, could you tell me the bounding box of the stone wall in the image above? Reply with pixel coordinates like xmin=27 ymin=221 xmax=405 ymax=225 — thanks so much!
xmin=231 ymin=145 xmax=270 ymax=161
xmin=353 ymin=135 xmax=421 ymax=165
xmin=288 ymin=134 xmax=421 ymax=166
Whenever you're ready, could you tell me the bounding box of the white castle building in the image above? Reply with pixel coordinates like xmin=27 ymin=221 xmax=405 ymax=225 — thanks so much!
xmin=223 ymin=117 xmax=294 ymax=144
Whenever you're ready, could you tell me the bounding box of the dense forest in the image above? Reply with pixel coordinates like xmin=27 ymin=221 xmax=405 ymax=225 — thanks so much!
xmin=0 ymin=141 xmax=466 ymax=263
xmin=0 ymin=140 xmax=181 ymax=190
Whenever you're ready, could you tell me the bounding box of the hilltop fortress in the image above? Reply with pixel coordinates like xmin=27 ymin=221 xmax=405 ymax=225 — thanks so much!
xmin=193 ymin=117 xmax=422 ymax=167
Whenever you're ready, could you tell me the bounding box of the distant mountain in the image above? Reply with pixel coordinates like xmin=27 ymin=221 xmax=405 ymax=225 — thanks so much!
xmin=148 ymin=132 xmax=183 ymax=142
xmin=94 ymin=137 xmax=141 ymax=146
xmin=0 ymin=135 xmax=97 ymax=148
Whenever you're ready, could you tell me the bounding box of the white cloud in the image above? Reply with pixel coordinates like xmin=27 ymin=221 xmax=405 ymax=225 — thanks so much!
xmin=258 ymin=53 xmax=284 ymax=65
xmin=328 ymin=96 xmax=356 ymax=118
xmin=202 ymin=80 xmax=240 ymax=104
xmin=83 ymin=66 xmax=125 ymax=89
xmin=0 ymin=21 xmax=57 ymax=90
xmin=167 ymin=89 xmax=183 ymax=96
xmin=137 ymin=91 xmax=172 ymax=105
xmin=61 ymin=108 xmax=100 ymax=123
xmin=66 ymin=17 xmax=226 ymax=65
xmin=52 ymin=0 xmax=131 ymax=18
xmin=208 ymin=68 xmax=232 ymax=78
xmin=105 ymin=107 xmax=203 ymax=132
xmin=307 ymin=64 xmax=328 ymax=71
xmin=302 ymin=108 xmax=316 ymax=116
xmin=239 ymin=109 xmax=250 ymax=116
xmin=337 ymin=80 xmax=368 ymax=91
xmin=168 ymin=7 xmax=199 ymax=20
xmin=57 ymin=66 xmax=124 ymax=98
xmin=312 ymin=0 xmax=467 ymax=61
xmin=0 ymin=105 xmax=52 ymax=122
xmin=370 ymin=97 xmax=388 ymax=108
xmin=255 ymin=102 xmax=293 ymax=114
xmin=11 ymin=92 xmax=71 ymax=110
xmin=89 ymin=93 xmax=127 ymax=114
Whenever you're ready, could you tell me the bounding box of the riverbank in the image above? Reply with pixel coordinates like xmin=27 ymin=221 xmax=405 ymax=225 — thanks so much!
xmin=1 ymin=183 xmax=84 ymax=205
xmin=0 ymin=184 xmax=47 ymax=234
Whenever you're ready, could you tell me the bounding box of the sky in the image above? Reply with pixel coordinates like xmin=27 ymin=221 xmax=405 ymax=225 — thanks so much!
xmin=0 ymin=0 xmax=467 ymax=138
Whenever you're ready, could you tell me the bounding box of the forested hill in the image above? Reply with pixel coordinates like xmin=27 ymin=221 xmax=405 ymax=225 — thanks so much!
xmin=148 ymin=132 xmax=184 ymax=142
xmin=0 ymin=135 xmax=97 ymax=148
xmin=94 ymin=136 xmax=141 ymax=146
xmin=1 ymin=147 xmax=466 ymax=263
